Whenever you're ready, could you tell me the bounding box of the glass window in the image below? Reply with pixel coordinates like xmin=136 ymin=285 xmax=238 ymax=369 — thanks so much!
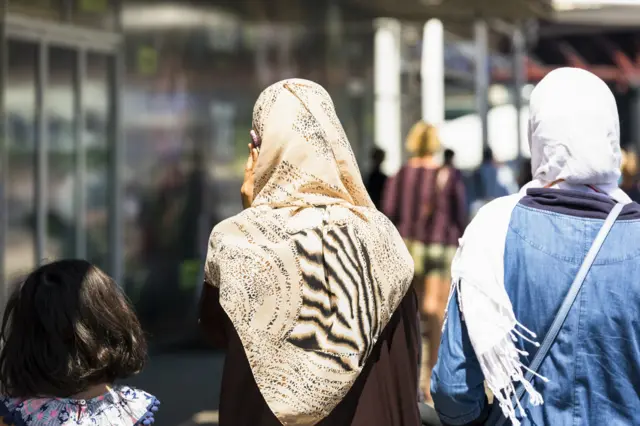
xmin=71 ymin=0 xmax=118 ymax=31
xmin=84 ymin=52 xmax=114 ymax=271
xmin=5 ymin=40 xmax=38 ymax=283
xmin=46 ymin=46 xmax=78 ymax=261
xmin=120 ymin=4 xmax=375 ymax=342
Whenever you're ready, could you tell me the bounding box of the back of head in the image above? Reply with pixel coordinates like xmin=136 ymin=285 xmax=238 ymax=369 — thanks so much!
xmin=528 ymin=67 xmax=621 ymax=186
xmin=372 ymin=147 xmax=386 ymax=165
xmin=482 ymin=147 xmax=494 ymax=164
xmin=444 ymin=149 xmax=455 ymax=166
xmin=406 ymin=121 xmax=440 ymax=157
xmin=250 ymin=79 xmax=373 ymax=209
xmin=0 ymin=260 xmax=146 ymax=398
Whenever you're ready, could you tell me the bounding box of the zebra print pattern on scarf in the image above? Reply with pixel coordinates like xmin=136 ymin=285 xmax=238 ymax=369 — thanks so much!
xmin=288 ymin=221 xmax=384 ymax=371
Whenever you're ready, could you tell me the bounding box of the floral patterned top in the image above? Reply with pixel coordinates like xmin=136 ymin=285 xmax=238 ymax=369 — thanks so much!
xmin=0 ymin=386 xmax=159 ymax=426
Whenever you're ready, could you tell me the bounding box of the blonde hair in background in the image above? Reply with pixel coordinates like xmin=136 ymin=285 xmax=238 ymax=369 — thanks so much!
xmin=622 ymin=149 xmax=638 ymax=177
xmin=405 ymin=121 xmax=440 ymax=157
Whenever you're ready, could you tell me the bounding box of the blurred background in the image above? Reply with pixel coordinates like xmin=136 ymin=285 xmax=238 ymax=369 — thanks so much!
xmin=2 ymin=0 xmax=640 ymax=424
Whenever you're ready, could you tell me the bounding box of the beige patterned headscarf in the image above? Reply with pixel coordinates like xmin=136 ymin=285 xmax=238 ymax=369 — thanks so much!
xmin=204 ymin=79 xmax=413 ymax=425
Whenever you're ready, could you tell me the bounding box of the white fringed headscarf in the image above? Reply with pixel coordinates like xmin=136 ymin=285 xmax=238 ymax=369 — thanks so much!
xmin=449 ymin=68 xmax=631 ymax=425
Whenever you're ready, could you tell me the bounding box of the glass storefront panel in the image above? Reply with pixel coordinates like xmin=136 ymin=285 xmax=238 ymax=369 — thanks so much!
xmin=71 ymin=0 xmax=118 ymax=31
xmin=120 ymin=4 xmax=375 ymax=342
xmin=84 ymin=52 xmax=114 ymax=271
xmin=5 ymin=39 xmax=38 ymax=282
xmin=3 ymin=13 xmax=120 ymax=292
xmin=0 ymin=31 xmax=5 ymax=298
xmin=5 ymin=3 xmax=374 ymax=343
xmin=122 ymin=41 xmax=206 ymax=336
xmin=46 ymin=46 xmax=78 ymax=261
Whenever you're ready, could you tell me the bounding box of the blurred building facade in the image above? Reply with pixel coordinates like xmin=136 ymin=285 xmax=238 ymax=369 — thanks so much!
xmin=0 ymin=0 xmax=390 ymax=343
xmin=0 ymin=0 xmax=553 ymax=343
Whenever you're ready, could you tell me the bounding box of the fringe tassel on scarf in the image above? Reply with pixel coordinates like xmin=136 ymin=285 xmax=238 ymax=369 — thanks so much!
xmin=444 ymin=279 xmax=549 ymax=426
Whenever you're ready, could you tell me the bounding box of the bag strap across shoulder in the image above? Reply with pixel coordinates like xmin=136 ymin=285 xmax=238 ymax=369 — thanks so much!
xmin=494 ymin=202 xmax=624 ymax=426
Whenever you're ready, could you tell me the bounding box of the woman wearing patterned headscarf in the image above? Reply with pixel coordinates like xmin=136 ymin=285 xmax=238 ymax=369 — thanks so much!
xmin=199 ymin=79 xmax=421 ymax=426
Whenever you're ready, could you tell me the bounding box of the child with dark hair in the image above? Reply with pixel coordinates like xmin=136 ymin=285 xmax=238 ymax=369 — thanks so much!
xmin=0 ymin=259 xmax=159 ymax=426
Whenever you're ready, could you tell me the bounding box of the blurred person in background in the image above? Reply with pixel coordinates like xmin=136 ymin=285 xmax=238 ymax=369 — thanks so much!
xmin=620 ymin=148 xmax=640 ymax=202
xmin=140 ymin=160 xmax=186 ymax=266
xmin=200 ymin=80 xmax=420 ymax=426
xmin=432 ymin=68 xmax=640 ymax=426
xmin=443 ymin=148 xmax=455 ymax=167
xmin=137 ymin=157 xmax=197 ymax=334
xmin=383 ymin=122 xmax=467 ymax=402
xmin=473 ymin=148 xmax=519 ymax=216
xmin=366 ymin=147 xmax=388 ymax=210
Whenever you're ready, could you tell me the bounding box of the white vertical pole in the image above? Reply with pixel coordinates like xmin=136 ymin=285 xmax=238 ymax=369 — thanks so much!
xmin=74 ymin=49 xmax=87 ymax=260
xmin=421 ymin=19 xmax=445 ymax=126
xmin=374 ymin=18 xmax=402 ymax=176
xmin=474 ymin=19 xmax=490 ymax=151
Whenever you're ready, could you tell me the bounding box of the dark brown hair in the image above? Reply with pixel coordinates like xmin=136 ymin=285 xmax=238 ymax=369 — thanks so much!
xmin=0 ymin=259 xmax=147 ymax=397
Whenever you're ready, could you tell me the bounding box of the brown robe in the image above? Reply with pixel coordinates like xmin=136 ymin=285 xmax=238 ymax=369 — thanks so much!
xmin=200 ymin=285 xmax=422 ymax=426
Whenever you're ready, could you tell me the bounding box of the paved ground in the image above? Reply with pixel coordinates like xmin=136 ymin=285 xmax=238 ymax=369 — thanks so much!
xmin=127 ymin=349 xmax=225 ymax=426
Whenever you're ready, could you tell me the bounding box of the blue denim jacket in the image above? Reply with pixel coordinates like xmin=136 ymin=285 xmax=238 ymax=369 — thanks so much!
xmin=431 ymin=189 xmax=640 ymax=426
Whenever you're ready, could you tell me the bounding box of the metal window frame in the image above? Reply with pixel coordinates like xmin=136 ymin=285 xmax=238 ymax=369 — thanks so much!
xmin=3 ymin=12 xmax=123 ymax=285
xmin=75 ymin=47 xmax=87 ymax=260
xmin=109 ymin=50 xmax=123 ymax=286
xmin=0 ymin=1 xmax=7 ymax=305
xmin=6 ymin=13 xmax=121 ymax=52
xmin=35 ymin=40 xmax=48 ymax=265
